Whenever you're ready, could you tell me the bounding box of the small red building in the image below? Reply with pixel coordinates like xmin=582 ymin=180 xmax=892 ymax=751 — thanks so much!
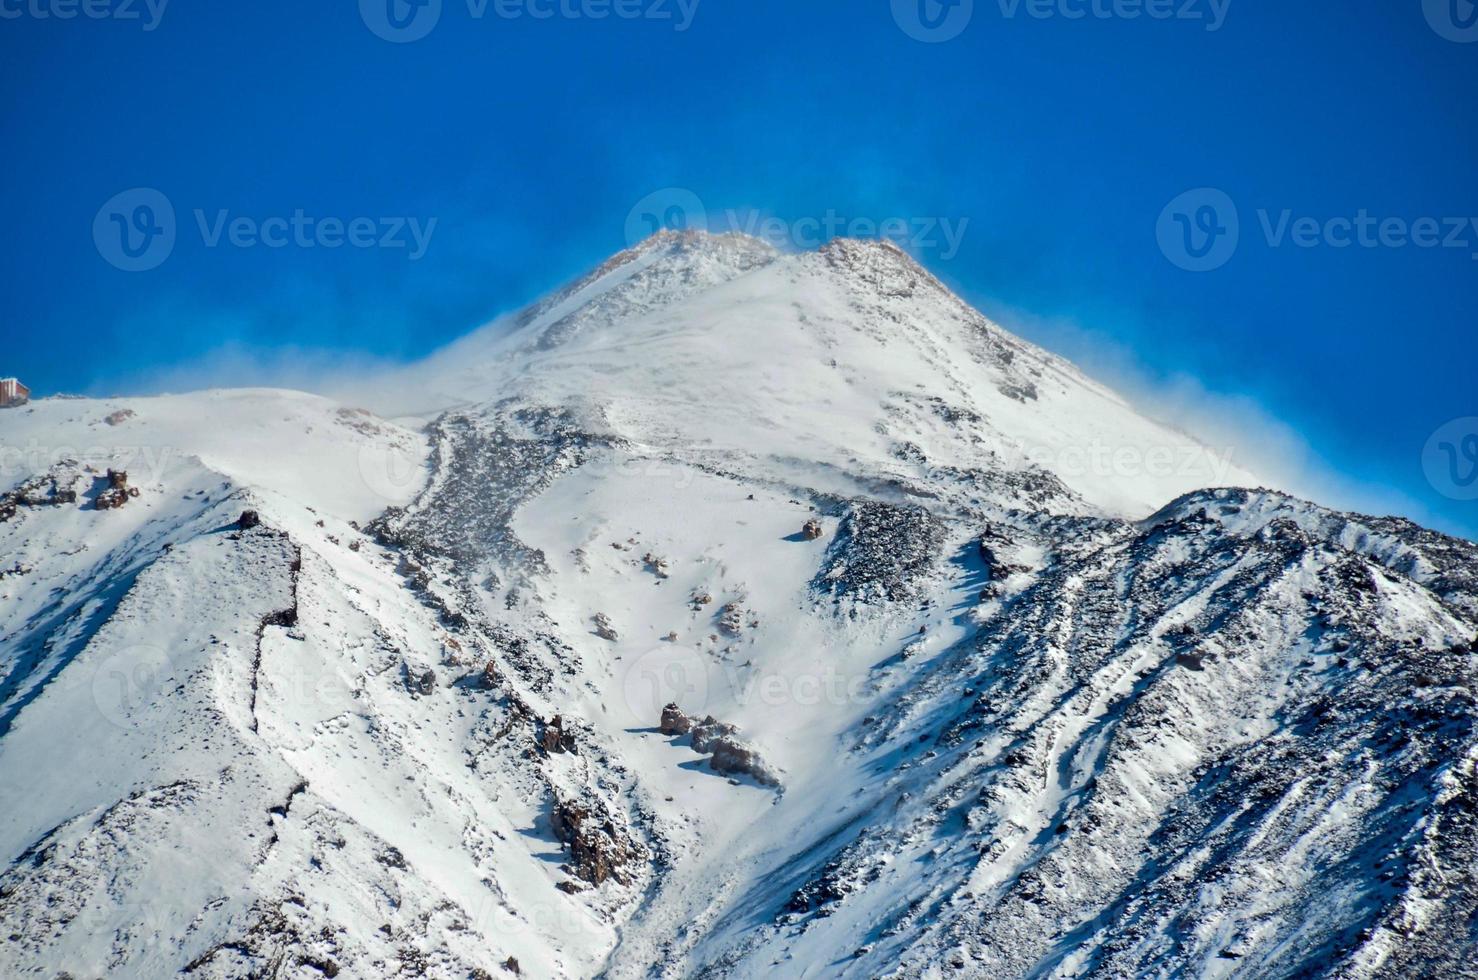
xmin=0 ymin=378 xmax=30 ymax=408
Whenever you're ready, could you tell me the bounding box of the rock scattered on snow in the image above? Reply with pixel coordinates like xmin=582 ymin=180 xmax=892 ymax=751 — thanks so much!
xmin=592 ymin=612 xmax=619 ymax=641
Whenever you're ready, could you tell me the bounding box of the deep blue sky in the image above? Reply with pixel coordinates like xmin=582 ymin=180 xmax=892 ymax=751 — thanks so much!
xmin=2 ymin=0 xmax=1476 ymax=537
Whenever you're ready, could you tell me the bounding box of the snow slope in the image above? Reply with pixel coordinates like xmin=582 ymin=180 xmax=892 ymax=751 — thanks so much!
xmin=1 ymin=231 xmax=1473 ymax=979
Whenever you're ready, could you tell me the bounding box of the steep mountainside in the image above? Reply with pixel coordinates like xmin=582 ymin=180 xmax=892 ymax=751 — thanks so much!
xmin=0 ymin=232 xmax=1473 ymax=979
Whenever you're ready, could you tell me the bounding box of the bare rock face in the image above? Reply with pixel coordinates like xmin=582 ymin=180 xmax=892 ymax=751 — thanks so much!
xmin=663 ymin=707 xmax=783 ymax=789
xmin=689 ymin=716 xmax=740 ymax=754
xmin=94 ymin=469 xmax=140 ymax=511
xmin=812 ymin=501 xmax=947 ymax=604
xmin=539 ymin=715 xmax=577 ymax=754
xmin=660 ymin=703 xmax=693 ymax=736
xmin=407 ymin=668 xmax=435 ymax=696
xmin=707 ymin=736 xmax=782 ymax=787
xmin=102 ymin=408 xmax=136 ymax=426
xmin=550 ymin=798 xmax=644 ymax=886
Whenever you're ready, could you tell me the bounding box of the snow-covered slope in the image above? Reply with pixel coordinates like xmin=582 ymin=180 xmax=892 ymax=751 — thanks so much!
xmin=1 ymin=232 xmax=1473 ymax=979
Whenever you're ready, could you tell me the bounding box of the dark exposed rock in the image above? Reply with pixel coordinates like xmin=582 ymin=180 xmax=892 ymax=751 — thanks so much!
xmin=592 ymin=613 xmax=619 ymax=642
xmin=549 ymin=798 xmax=643 ymax=886
xmin=718 ymin=603 xmax=747 ymax=635
xmin=664 ymin=707 xmax=782 ymax=789
xmin=660 ymin=703 xmax=693 ymax=736
xmin=539 ymin=715 xmax=577 ymax=754
xmin=237 ymin=510 xmax=262 ymax=530
xmin=708 ymin=736 xmax=781 ymax=787
xmin=1 ymin=468 xmax=80 ymax=519
xmin=367 ymin=407 xmax=617 ymax=578
xmin=94 ymin=469 xmax=140 ymax=511
xmin=812 ymin=501 xmax=948 ymax=604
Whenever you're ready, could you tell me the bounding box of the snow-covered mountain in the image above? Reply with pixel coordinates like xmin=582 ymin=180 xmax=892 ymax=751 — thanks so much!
xmin=1 ymin=230 xmax=1474 ymax=979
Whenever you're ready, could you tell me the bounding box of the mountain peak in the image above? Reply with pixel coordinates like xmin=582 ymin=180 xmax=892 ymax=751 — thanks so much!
xmin=3 ymin=221 xmax=1475 ymax=979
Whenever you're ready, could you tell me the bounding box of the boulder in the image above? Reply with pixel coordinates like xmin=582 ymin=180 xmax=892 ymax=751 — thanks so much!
xmin=690 ymin=715 xmax=739 ymax=753
xmin=94 ymin=470 xmax=140 ymax=510
xmin=708 ymin=736 xmax=782 ymax=787
xmin=660 ymin=703 xmax=693 ymax=735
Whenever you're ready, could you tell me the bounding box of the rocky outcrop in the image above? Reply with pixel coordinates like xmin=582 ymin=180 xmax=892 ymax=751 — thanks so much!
xmin=661 ymin=706 xmax=781 ymax=788
xmin=811 ymin=501 xmax=947 ymax=604
xmin=707 ymin=737 xmax=781 ymax=787
xmin=1 ymin=467 xmax=79 ymax=520
xmin=660 ymin=702 xmax=693 ymax=736
xmin=539 ymin=714 xmax=577 ymax=754
xmin=93 ymin=469 xmax=140 ymax=510
xmin=712 ymin=606 xmax=744 ymax=635
xmin=549 ymin=797 xmax=644 ymax=886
